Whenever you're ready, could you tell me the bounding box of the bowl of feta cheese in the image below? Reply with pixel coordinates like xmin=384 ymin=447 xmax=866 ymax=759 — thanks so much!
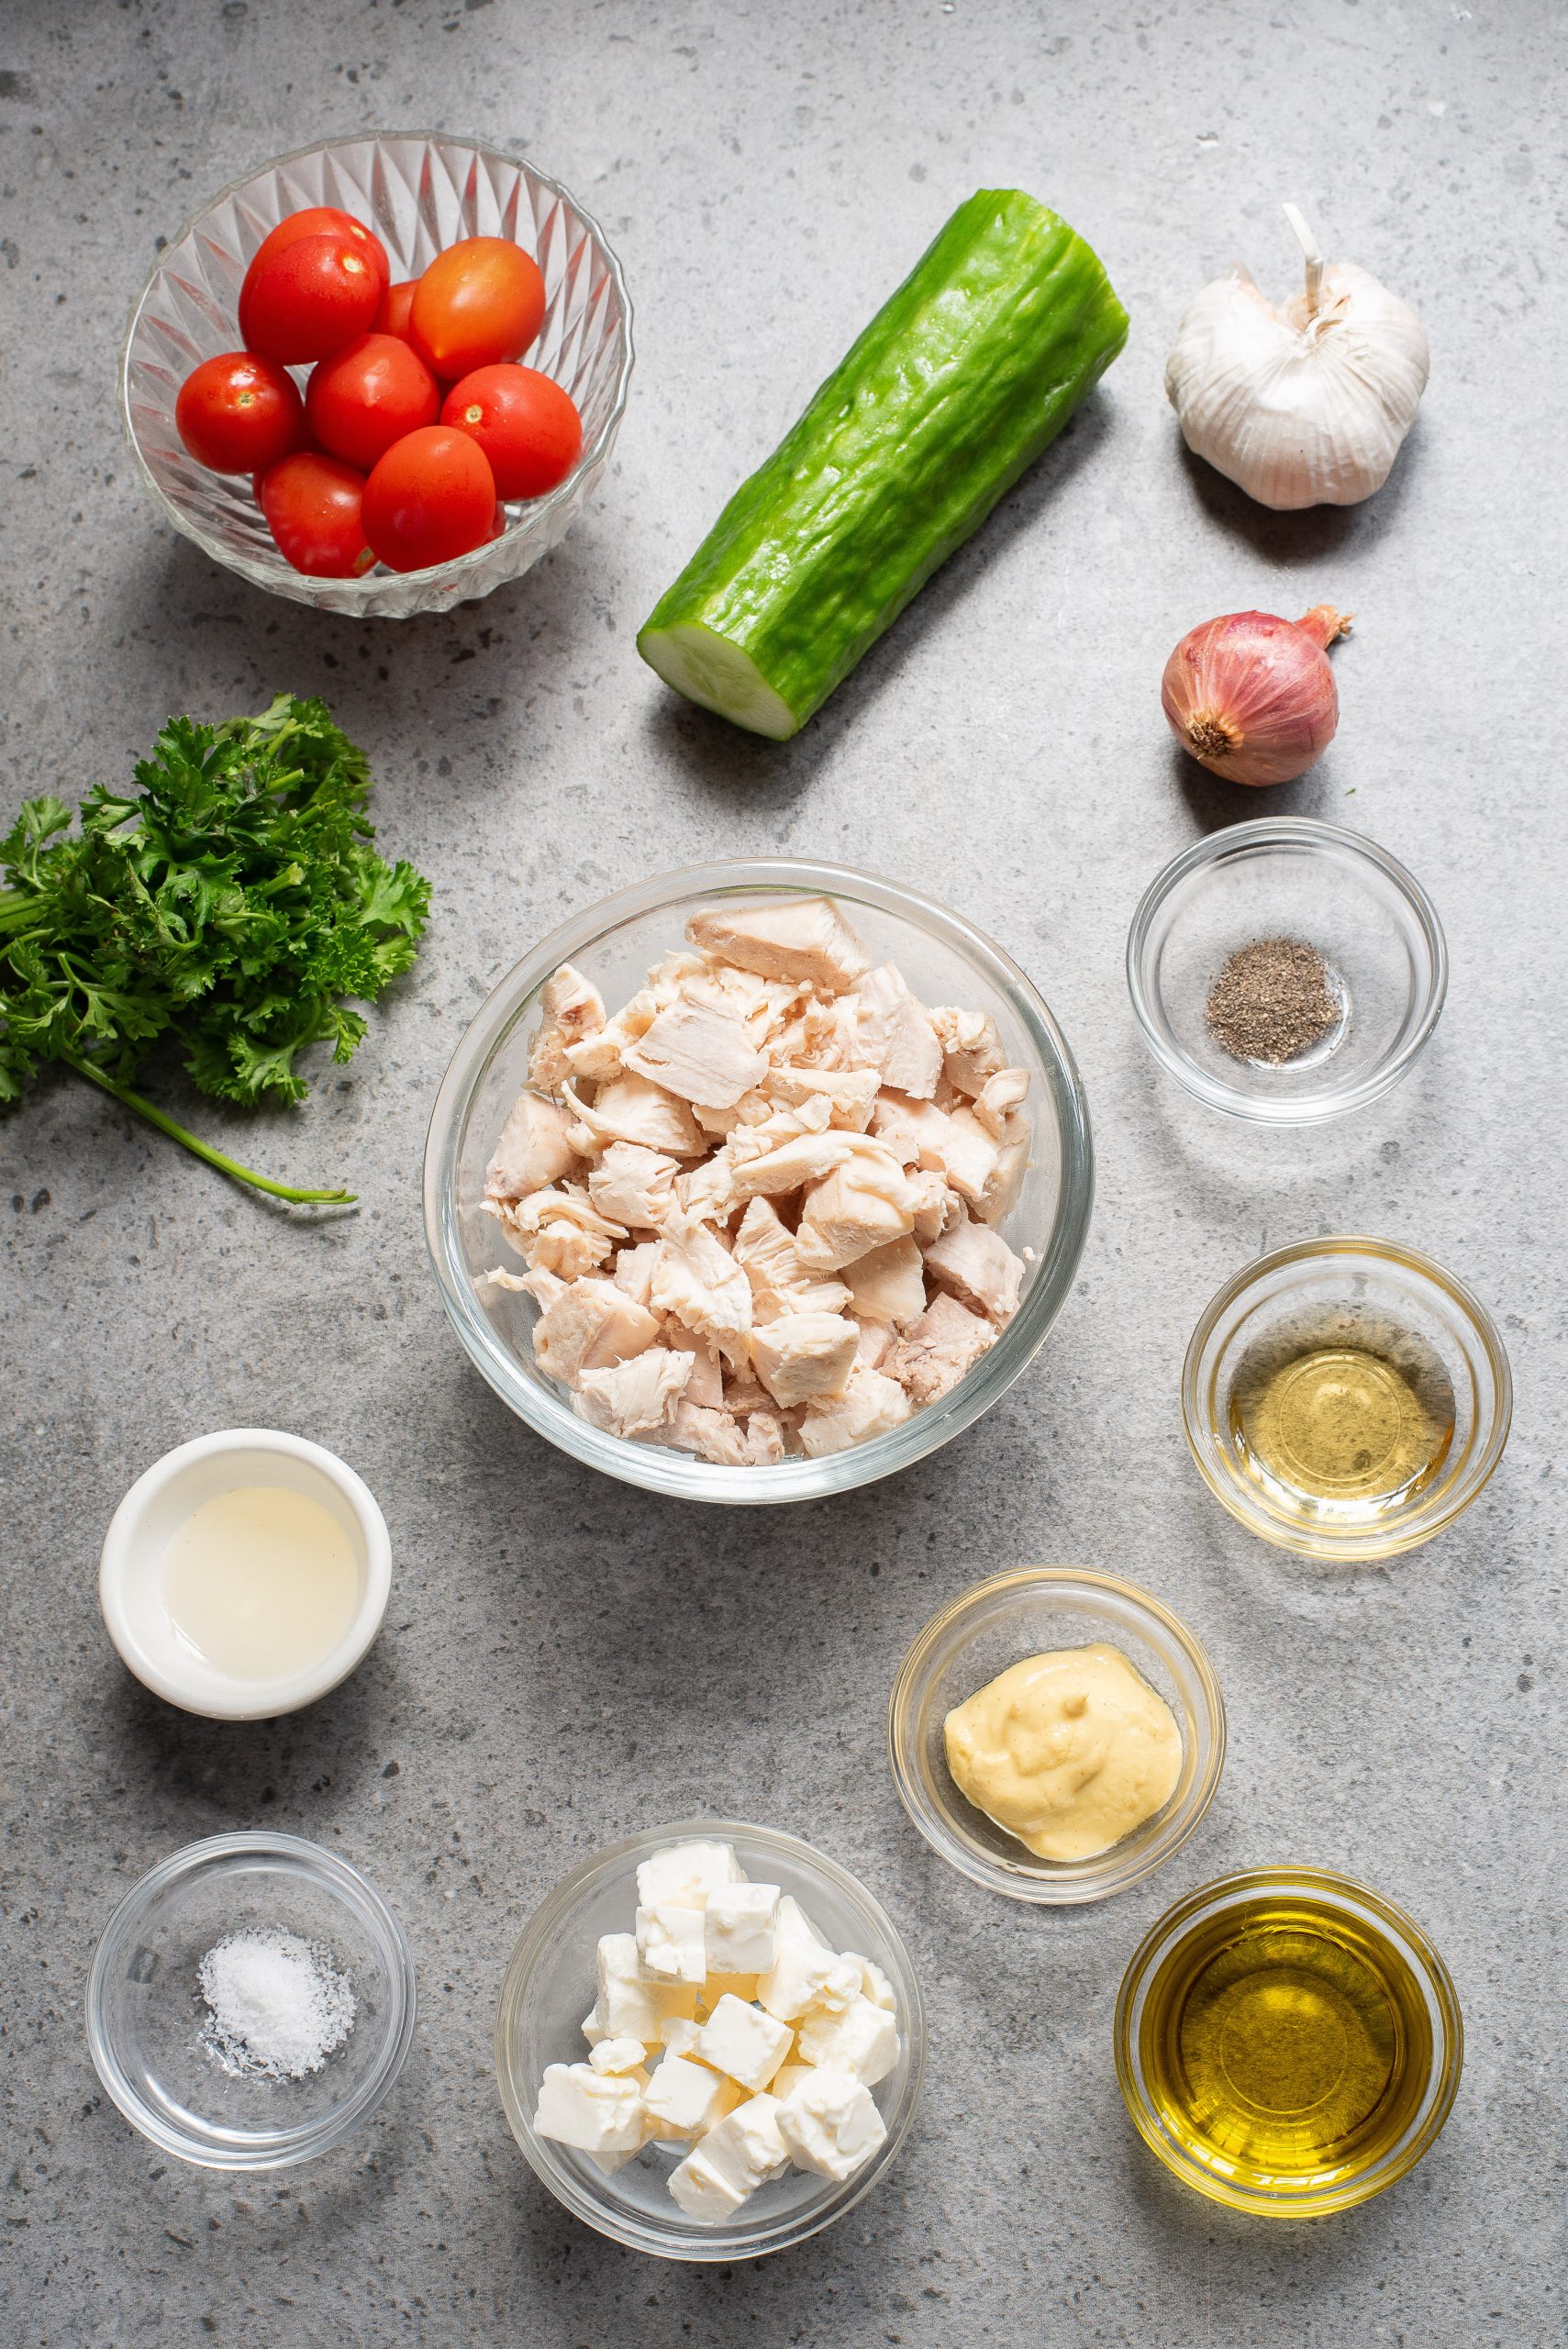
xmin=424 ymin=858 xmax=1094 ymax=1502
xmin=494 ymin=1823 xmax=923 ymax=2258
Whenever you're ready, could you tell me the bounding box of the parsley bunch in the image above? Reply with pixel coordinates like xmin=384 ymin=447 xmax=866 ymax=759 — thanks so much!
xmin=0 ymin=694 xmax=429 ymax=1202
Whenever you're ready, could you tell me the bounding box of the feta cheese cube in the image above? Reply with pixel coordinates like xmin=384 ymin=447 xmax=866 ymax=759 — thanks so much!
xmin=595 ymin=1932 xmax=664 ymax=2040
xmin=635 ymin=1840 xmax=745 ymax=1913
xmin=659 ymin=2015 xmax=705 ymax=2057
xmin=582 ymin=2007 xmax=606 ymax=2048
xmin=756 ymin=1895 xmax=849 ymax=2021
xmin=699 ymin=2093 xmax=792 ymax=2191
xmin=643 ymin=2053 xmax=736 ymax=2139
xmin=695 ymin=1992 xmax=793 ymax=2092
xmin=775 ymin=2066 xmax=887 ymax=2181
xmin=588 ymin=2036 xmax=651 ymax=2077
xmin=796 ymin=1993 xmax=899 ymax=2086
xmin=848 ymin=1953 xmax=896 ymax=2011
xmin=706 ymin=1882 xmax=781 ymax=1974
xmin=636 ymin=1900 xmax=708 ymax=1985
xmin=534 ymin=2061 xmax=647 ymax=2155
xmin=667 ymin=2143 xmax=749 ymax=2223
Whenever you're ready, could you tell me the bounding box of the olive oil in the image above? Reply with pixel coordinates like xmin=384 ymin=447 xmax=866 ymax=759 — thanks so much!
xmin=1227 ymin=1316 xmax=1454 ymax=1529
xmin=1137 ymin=1889 xmax=1436 ymax=2199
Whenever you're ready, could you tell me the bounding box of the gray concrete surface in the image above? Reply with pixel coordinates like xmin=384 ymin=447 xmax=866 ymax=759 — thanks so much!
xmin=2 ymin=2 xmax=1563 ymax=2343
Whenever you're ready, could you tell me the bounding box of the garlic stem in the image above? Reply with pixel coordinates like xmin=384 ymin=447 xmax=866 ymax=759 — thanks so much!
xmin=1283 ymin=201 xmax=1324 ymax=318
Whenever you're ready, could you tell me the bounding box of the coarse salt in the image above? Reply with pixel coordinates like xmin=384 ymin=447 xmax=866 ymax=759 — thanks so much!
xmin=196 ymin=1927 xmax=357 ymax=2081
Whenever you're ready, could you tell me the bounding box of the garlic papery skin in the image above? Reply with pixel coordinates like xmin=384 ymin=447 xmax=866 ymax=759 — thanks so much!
xmin=1165 ymin=231 xmax=1429 ymax=510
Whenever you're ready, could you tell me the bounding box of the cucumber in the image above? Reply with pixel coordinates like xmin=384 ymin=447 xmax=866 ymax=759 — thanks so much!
xmin=638 ymin=189 xmax=1129 ymax=739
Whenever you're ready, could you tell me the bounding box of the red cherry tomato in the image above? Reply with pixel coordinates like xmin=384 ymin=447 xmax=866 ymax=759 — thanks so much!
xmin=174 ymin=351 xmax=306 ymax=474
xmin=239 ymin=206 xmax=390 ymax=342
xmin=242 ymin=234 xmax=382 ymax=364
xmin=306 ymin=333 xmax=440 ymax=471
xmin=257 ymin=451 xmax=375 ymax=578
xmin=374 ymin=277 xmax=419 ymax=346
xmin=409 ymin=238 xmax=546 ymax=379
xmin=361 ymin=426 xmax=496 ymax=572
xmin=441 ymin=363 xmax=583 ymax=500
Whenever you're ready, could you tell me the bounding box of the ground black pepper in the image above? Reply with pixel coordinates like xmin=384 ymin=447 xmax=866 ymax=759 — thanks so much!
xmin=1206 ymin=937 xmax=1340 ymax=1065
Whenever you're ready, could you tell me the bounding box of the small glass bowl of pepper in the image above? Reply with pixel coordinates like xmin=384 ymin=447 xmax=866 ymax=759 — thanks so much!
xmin=1126 ymin=818 xmax=1447 ymax=1124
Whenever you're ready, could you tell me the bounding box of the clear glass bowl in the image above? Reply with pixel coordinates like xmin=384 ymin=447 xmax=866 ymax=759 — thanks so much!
xmin=1115 ymin=1866 xmax=1463 ymax=2219
xmin=494 ymin=1819 xmax=924 ymax=2261
xmin=887 ymin=1567 xmax=1225 ymax=1904
xmin=86 ymin=1832 xmax=417 ymax=2168
xmin=422 ymin=858 xmax=1094 ymax=1503
xmin=121 ymin=133 xmax=633 ymax=618
xmin=1127 ymin=818 xmax=1446 ymax=1123
xmin=1183 ymin=1235 xmax=1512 ymax=1561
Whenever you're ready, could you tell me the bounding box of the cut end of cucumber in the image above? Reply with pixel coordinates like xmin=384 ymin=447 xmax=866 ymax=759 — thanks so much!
xmin=638 ymin=620 xmax=799 ymax=741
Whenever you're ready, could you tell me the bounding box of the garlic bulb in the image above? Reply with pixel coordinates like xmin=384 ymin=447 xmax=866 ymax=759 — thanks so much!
xmin=1165 ymin=206 xmax=1429 ymax=510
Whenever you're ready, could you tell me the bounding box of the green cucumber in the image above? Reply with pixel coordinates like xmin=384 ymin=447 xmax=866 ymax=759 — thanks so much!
xmin=638 ymin=189 xmax=1129 ymax=740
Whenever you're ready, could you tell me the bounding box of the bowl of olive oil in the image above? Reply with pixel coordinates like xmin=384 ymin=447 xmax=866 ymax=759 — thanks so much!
xmin=1182 ymin=1236 xmax=1511 ymax=1562
xmin=1115 ymin=1867 xmax=1462 ymax=2218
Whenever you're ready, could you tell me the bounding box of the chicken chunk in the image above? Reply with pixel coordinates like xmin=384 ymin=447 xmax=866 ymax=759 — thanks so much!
xmin=485 ymin=1090 xmax=577 ymax=1205
xmin=727 ymin=1131 xmax=859 ymax=1200
xmin=533 ymin=1277 xmax=661 ymax=1387
xmin=482 ymin=1263 xmax=566 ymax=1311
xmin=686 ymin=897 xmax=871 ymax=997
xmin=797 ymin=1364 xmax=914 ymax=1456
xmin=843 ymin=1235 xmax=928 ymax=1329
xmin=564 ymin=1074 xmax=707 ymax=1158
xmin=794 ymin=1141 xmax=917 ymax=1273
xmin=613 ymin=1238 xmax=662 ymax=1307
xmin=587 ymin=1141 xmax=680 ymax=1230
xmin=973 ymin=1066 xmax=1029 ymax=1140
xmin=872 ymin=1092 xmax=1000 ymax=1213
xmin=923 ymin=1212 xmax=1025 ymax=1326
xmin=496 ymin=1185 xmax=625 ymax=1280
xmin=929 ymin=1006 xmax=1006 ymax=1097
xmin=666 ymin=1400 xmax=750 ymax=1465
xmin=751 ymin=1312 xmax=860 ymax=1408
xmin=906 ymin=1169 xmax=961 ymax=1245
xmin=741 ymin=1411 xmax=787 ymax=1465
xmin=763 ymin=1063 xmax=882 ymax=1130
xmin=884 ymin=1292 xmax=995 ymax=1406
xmin=975 ymin=1110 xmax=1031 ymax=1225
xmin=574 ymin=1349 xmax=692 ymax=1441
xmin=663 ymin=1323 xmax=724 ymax=1408
xmin=853 ymin=965 xmax=941 ymax=1098
xmin=732 ymin=1197 xmax=852 ymax=1319
xmin=528 ymin=964 xmax=606 ymax=1095
xmin=651 ymin=1221 xmax=753 ymax=1361
xmin=624 ymin=997 xmax=769 ymax=1109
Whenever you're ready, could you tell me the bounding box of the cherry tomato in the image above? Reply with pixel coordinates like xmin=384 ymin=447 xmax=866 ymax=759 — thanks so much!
xmin=239 ymin=207 xmax=389 ymax=341
xmin=242 ymin=233 xmax=382 ymax=364
xmin=409 ymin=238 xmax=546 ymax=379
xmin=441 ymin=363 xmax=582 ymax=500
xmin=374 ymin=277 xmax=419 ymax=345
xmin=257 ymin=451 xmax=375 ymax=577
xmin=361 ymin=426 xmax=496 ymax=572
xmin=174 ymin=351 xmax=306 ymax=474
xmin=306 ymin=333 xmax=440 ymax=471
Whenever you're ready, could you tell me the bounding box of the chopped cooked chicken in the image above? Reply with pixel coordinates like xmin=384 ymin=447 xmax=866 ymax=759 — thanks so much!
xmin=798 ymin=1365 xmax=914 ymax=1456
xmin=533 ymin=1277 xmax=661 ymax=1387
xmin=625 ymin=996 xmax=769 ymax=1108
xmin=732 ymin=1197 xmax=851 ymax=1319
xmin=751 ymin=1312 xmax=860 ymax=1408
xmin=853 ymin=965 xmax=941 ymax=1098
xmin=686 ymin=896 xmax=871 ymax=996
xmin=564 ymin=1073 xmax=707 ymax=1158
xmin=490 ymin=896 xmax=1038 ymax=1464
xmin=795 ymin=1141 xmax=917 ymax=1272
xmin=574 ymin=1349 xmax=692 ymax=1441
xmin=884 ymin=1292 xmax=995 ymax=1406
xmin=843 ymin=1235 xmax=928 ymax=1329
xmin=587 ymin=1140 xmax=680 ymax=1230
xmin=528 ymin=964 xmax=606 ymax=1094
xmin=924 ymin=1212 xmax=1025 ymax=1325
xmin=485 ymin=1089 xmax=577 ymax=1205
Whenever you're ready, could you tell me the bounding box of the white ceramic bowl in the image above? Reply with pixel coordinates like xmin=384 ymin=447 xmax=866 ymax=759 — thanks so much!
xmin=99 ymin=1430 xmax=392 ymax=1719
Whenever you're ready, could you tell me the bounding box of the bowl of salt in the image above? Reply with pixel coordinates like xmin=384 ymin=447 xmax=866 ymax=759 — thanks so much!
xmin=86 ymin=1831 xmax=416 ymax=2168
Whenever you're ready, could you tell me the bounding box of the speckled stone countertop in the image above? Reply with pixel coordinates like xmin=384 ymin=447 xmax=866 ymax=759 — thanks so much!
xmin=1 ymin=3 xmax=1563 ymax=2343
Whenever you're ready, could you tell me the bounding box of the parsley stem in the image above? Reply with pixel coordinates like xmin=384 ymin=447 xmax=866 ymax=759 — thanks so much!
xmin=61 ymin=1052 xmax=356 ymax=1205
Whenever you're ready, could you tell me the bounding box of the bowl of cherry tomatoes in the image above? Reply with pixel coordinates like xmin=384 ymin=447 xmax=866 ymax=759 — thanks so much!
xmin=121 ymin=133 xmax=633 ymax=618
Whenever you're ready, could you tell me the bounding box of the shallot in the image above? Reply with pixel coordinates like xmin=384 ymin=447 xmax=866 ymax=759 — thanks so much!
xmin=1161 ymin=605 xmax=1351 ymax=787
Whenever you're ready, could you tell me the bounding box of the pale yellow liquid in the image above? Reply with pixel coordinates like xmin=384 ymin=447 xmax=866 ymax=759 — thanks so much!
xmin=161 ymin=1486 xmax=361 ymax=1680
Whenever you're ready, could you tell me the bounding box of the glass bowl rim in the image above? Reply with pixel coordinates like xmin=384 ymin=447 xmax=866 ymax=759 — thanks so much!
xmin=118 ymin=128 xmax=636 ymax=600
xmin=1125 ymin=816 xmax=1449 ymax=1125
xmin=1180 ymin=1232 xmax=1514 ymax=1561
xmin=422 ymin=854 xmax=1095 ymax=1504
xmin=886 ymin=1565 xmax=1227 ymax=1905
xmin=84 ymin=1830 xmax=417 ymax=2170
xmin=493 ymin=1815 xmax=926 ymax=2261
xmin=1113 ymin=1863 xmax=1464 ymax=2218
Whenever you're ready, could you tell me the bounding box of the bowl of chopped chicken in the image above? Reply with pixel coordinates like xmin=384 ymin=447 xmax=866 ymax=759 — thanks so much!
xmin=423 ymin=860 xmax=1093 ymax=1500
